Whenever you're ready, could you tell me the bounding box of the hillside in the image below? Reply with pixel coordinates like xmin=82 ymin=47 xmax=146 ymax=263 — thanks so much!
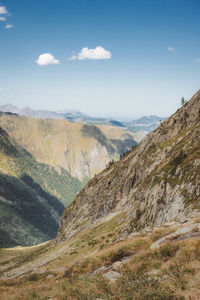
xmin=0 ymin=92 xmax=200 ymax=300
xmin=0 ymin=104 xmax=164 ymax=142
xmin=56 ymin=90 xmax=200 ymax=243
xmin=0 ymin=114 xmax=137 ymax=181
xmin=0 ymin=127 xmax=81 ymax=247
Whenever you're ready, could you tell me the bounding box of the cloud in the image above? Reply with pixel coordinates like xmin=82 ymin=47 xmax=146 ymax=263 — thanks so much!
xmin=0 ymin=5 xmax=14 ymax=28
xmin=5 ymin=24 xmax=14 ymax=29
xmin=195 ymin=59 xmax=200 ymax=63
xmin=68 ymin=55 xmax=77 ymax=61
xmin=0 ymin=5 xmax=7 ymax=14
xmin=168 ymin=47 xmax=175 ymax=53
xmin=36 ymin=53 xmax=60 ymax=66
xmin=70 ymin=46 xmax=112 ymax=60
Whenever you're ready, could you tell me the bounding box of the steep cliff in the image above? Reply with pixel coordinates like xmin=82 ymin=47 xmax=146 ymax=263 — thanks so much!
xmin=56 ymin=90 xmax=200 ymax=243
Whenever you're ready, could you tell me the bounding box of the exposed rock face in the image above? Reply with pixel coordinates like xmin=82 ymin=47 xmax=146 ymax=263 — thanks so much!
xmin=56 ymin=90 xmax=200 ymax=243
xmin=0 ymin=115 xmax=137 ymax=181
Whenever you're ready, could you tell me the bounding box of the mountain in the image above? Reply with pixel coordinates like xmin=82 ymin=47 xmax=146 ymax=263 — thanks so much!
xmin=0 ymin=126 xmax=82 ymax=247
xmin=124 ymin=115 xmax=166 ymax=133
xmin=133 ymin=115 xmax=164 ymax=124
xmin=59 ymin=111 xmax=165 ymax=141
xmin=0 ymin=104 xmax=62 ymax=119
xmin=0 ymin=114 xmax=137 ymax=181
xmin=59 ymin=110 xmax=165 ymax=134
xmin=0 ymin=92 xmax=200 ymax=300
xmin=0 ymin=103 xmax=165 ymax=143
xmin=0 ymin=91 xmax=200 ymax=300
xmin=58 ymin=109 xmax=92 ymax=122
xmin=56 ymin=90 xmax=200 ymax=243
xmin=60 ymin=110 xmax=124 ymax=127
xmin=0 ymin=104 xmax=19 ymax=114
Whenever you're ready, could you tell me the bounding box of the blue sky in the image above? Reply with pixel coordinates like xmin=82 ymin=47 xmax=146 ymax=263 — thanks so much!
xmin=0 ymin=0 xmax=200 ymax=119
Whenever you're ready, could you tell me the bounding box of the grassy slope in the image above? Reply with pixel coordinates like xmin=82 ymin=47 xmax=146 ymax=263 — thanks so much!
xmin=0 ymin=114 xmax=137 ymax=181
xmin=0 ymin=216 xmax=200 ymax=299
xmin=0 ymin=127 xmax=82 ymax=247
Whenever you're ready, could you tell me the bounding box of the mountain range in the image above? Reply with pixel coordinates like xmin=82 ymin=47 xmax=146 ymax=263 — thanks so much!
xmin=0 ymin=91 xmax=200 ymax=300
xmin=0 ymin=112 xmax=137 ymax=247
xmin=0 ymin=103 xmax=166 ymax=139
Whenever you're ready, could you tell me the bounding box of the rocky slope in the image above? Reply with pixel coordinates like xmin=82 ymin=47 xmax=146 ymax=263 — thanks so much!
xmin=0 ymin=127 xmax=81 ymax=247
xmin=56 ymin=90 xmax=200 ymax=243
xmin=0 ymin=114 xmax=137 ymax=181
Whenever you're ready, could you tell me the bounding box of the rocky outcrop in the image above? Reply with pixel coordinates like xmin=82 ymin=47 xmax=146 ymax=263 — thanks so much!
xmin=150 ymin=223 xmax=200 ymax=249
xmin=56 ymin=90 xmax=200 ymax=244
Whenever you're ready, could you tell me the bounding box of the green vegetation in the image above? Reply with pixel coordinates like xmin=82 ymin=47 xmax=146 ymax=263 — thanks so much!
xmin=0 ymin=127 xmax=82 ymax=247
xmin=181 ymin=97 xmax=187 ymax=106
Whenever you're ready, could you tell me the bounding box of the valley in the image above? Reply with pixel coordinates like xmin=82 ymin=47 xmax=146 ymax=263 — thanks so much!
xmin=1 ymin=1 xmax=199 ymax=298
xmin=0 ymin=113 xmax=137 ymax=248
xmin=0 ymin=91 xmax=199 ymax=299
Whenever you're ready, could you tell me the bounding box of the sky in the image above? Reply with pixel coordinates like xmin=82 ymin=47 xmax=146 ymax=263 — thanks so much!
xmin=0 ymin=0 xmax=200 ymax=119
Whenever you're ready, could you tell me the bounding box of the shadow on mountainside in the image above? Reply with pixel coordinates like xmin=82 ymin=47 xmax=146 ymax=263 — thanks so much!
xmin=0 ymin=174 xmax=65 ymax=248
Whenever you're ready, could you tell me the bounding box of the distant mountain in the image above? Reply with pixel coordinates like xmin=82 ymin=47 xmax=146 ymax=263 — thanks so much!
xmin=58 ymin=111 xmax=165 ymax=137
xmin=133 ymin=115 xmax=164 ymax=124
xmin=0 ymin=104 xmax=19 ymax=114
xmin=58 ymin=109 xmax=91 ymax=122
xmin=124 ymin=115 xmax=166 ymax=133
xmin=18 ymin=107 xmax=62 ymax=119
xmin=59 ymin=110 xmax=115 ymax=125
xmin=0 ymin=104 xmax=62 ymax=119
xmin=0 ymin=103 xmax=165 ymax=141
xmin=109 ymin=120 xmax=125 ymax=127
xmin=0 ymin=126 xmax=81 ymax=247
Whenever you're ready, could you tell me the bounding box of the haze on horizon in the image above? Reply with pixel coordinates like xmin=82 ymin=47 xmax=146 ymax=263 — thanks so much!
xmin=0 ymin=0 xmax=200 ymax=119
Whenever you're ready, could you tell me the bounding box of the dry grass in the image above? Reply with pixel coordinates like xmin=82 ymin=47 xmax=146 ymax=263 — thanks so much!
xmin=0 ymin=231 xmax=199 ymax=300
xmin=0 ymin=221 xmax=200 ymax=300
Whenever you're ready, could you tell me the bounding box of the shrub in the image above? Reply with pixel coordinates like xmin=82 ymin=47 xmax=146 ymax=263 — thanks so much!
xmin=103 ymin=247 xmax=131 ymax=265
xmin=156 ymin=243 xmax=180 ymax=261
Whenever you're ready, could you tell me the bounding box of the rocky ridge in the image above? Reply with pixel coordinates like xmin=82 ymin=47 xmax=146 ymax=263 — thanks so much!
xmin=56 ymin=90 xmax=200 ymax=243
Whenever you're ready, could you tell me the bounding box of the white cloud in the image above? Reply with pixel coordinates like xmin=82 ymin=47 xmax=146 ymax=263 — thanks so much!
xmin=70 ymin=46 xmax=112 ymax=61
xmin=0 ymin=16 xmax=6 ymax=21
xmin=68 ymin=55 xmax=77 ymax=61
xmin=0 ymin=5 xmax=7 ymax=14
xmin=168 ymin=47 xmax=175 ymax=53
xmin=195 ymin=59 xmax=200 ymax=63
xmin=36 ymin=53 xmax=60 ymax=66
xmin=5 ymin=24 xmax=14 ymax=29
